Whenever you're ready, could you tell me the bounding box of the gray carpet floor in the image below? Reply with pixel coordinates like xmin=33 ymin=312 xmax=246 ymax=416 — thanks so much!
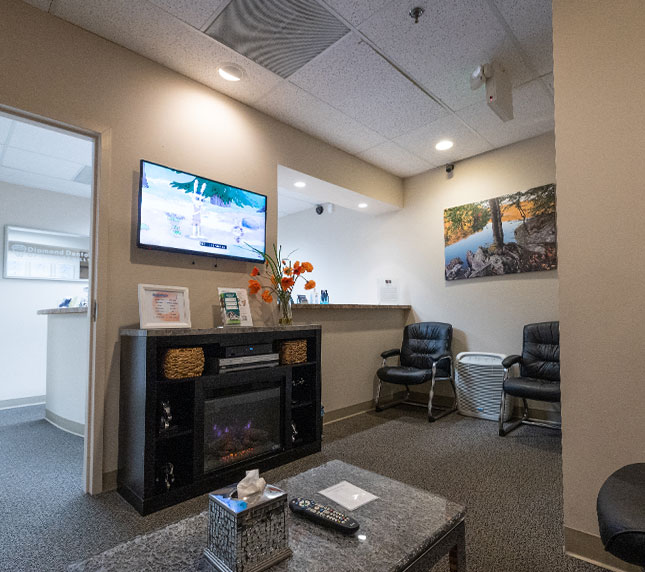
xmin=0 ymin=404 xmax=603 ymax=572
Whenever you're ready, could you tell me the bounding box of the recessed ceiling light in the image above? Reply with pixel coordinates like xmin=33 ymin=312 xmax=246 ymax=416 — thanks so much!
xmin=358 ymin=203 xmax=368 ymax=209
xmin=435 ymin=139 xmax=454 ymax=151
xmin=218 ymin=64 xmax=244 ymax=82
xmin=294 ymin=181 xmax=306 ymax=188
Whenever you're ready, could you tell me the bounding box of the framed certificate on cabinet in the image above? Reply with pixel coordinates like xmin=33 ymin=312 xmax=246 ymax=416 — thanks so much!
xmin=138 ymin=284 xmax=191 ymax=329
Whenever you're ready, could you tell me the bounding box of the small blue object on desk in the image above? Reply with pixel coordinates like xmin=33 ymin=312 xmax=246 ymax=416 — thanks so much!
xmin=212 ymin=495 xmax=247 ymax=513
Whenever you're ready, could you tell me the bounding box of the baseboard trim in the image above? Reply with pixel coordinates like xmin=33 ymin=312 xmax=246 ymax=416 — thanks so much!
xmin=0 ymin=395 xmax=46 ymax=410
xmin=564 ymin=527 xmax=641 ymax=572
xmin=409 ymin=392 xmax=452 ymax=409
xmin=408 ymin=391 xmax=561 ymax=423
xmin=323 ymin=400 xmax=375 ymax=424
xmin=44 ymin=409 xmax=84 ymax=437
xmin=102 ymin=470 xmax=118 ymax=492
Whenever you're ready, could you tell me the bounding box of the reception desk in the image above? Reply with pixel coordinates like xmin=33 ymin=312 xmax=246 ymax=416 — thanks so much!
xmin=292 ymin=304 xmax=411 ymax=421
xmin=37 ymin=307 xmax=88 ymax=436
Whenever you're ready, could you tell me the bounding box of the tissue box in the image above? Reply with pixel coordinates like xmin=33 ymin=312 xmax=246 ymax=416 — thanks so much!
xmin=204 ymin=484 xmax=292 ymax=572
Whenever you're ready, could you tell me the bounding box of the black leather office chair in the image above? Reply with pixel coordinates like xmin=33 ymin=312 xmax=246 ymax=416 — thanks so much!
xmin=376 ymin=322 xmax=456 ymax=422
xmin=597 ymin=464 xmax=645 ymax=570
xmin=498 ymin=321 xmax=561 ymax=436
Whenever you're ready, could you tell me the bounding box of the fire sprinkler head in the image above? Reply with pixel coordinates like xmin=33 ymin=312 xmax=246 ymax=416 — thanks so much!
xmin=409 ymin=7 xmax=424 ymax=24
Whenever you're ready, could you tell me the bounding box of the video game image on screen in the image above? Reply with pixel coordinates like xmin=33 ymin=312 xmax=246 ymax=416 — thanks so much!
xmin=138 ymin=160 xmax=266 ymax=262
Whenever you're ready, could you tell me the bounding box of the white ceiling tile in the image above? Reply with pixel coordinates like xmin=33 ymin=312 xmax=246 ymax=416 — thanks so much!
xmin=456 ymin=79 xmax=554 ymax=148
xmin=255 ymin=82 xmax=386 ymax=154
xmin=320 ymin=0 xmax=394 ymax=27
xmin=492 ymin=0 xmax=553 ymax=75
xmin=146 ymin=0 xmax=226 ymax=29
xmin=51 ymin=0 xmax=282 ymax=106
xmin=359 ymin=0 xmax=534 ymax=111
xmin=358 ymin=141 xmax=431 ymax=177
xmin=20 ymin=0 xmax=52 ymax=11
xmin=290 ymin=33 xmax=447 ymax=138
xmin=0 ymin=116 xmax=12 ymax=145
xmin=2 ymin=147 xmax=85 ymax=180
xmin=394 ymin=114 xmax=493 ymax=165
xmin=9 ymin=121 xmax=93 ymax=165
xmin=0 ymin=165 xmax=92 ymax=197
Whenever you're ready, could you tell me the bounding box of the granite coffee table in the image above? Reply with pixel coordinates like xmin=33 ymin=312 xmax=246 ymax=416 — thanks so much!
xmin=68 ymin=460 xmax=466 ymax=572
xmin=269 ymin=460 xmax=466 ymax=572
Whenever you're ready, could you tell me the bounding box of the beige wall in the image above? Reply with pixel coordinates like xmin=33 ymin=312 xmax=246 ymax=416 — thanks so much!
xmin=0 ymin=0 xmax=402 ymax=485
xmin=281 ymin=133 xmax=559 ymax=413
xmin=404 ymin=132 xmax=558 ymax=360
xmin=403 ymin=133 xmax=558 ymax=407
xmin=553 ymin=0 xmax=645 ymax=551
xmin=293 ymin=307 xmax=410 ymax=415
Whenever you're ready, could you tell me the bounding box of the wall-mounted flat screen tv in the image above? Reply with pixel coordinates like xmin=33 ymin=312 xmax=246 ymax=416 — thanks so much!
xmin=137 ymin=160 xmax=266 ymax=262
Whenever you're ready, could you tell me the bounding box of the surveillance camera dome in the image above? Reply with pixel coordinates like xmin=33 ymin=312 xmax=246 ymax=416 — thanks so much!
xmin=445 ymin=164 xmax=455 ymax=174
xmin=315 ymin=205 xmax=324 ymax=215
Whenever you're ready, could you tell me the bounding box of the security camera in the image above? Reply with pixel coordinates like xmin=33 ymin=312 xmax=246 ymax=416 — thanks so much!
xmin=445 ymin=164 xmax=455 ymax=174
xmin=315 ymin=205 xmax=324 ymax=215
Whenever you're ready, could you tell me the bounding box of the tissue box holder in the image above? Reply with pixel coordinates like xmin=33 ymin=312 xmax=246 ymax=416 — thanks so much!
xmin=204 ymin=484 xmax=292 ymax=572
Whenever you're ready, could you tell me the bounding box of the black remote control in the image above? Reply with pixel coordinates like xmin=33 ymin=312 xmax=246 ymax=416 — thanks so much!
xmin=289 ymin=497 xmax=360 ymax=535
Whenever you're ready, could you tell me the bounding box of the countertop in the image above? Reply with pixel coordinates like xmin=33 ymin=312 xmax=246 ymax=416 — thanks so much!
xmin=119 ymin=324 xmax=322 ymax=337
xmin=37 ymin=307 xmax=88 ymax=315
xmin=292 ymin=303 xmax=411 ymax=310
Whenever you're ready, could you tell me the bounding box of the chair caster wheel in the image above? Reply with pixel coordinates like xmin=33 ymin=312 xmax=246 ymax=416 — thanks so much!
xmin=498 ymin=429 xmax=505 ymax=437
xmin=428 ymin=415 xmax=436 ymax=423
xmin=375 ymin=406 xmax=383 ymax=413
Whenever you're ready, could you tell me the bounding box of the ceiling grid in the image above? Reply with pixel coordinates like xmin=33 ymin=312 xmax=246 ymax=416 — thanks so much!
xmin=23 ymin=0 xmax=554 ymax=178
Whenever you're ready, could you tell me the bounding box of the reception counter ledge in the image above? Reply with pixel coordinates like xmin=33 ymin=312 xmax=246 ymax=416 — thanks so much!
xmin=293 ymin=304 xmax=411 ymax=311
xmin=292 ymin=303 xmax=411 ymax=422
xmin=37 ymin=307 xmax=88 ymax=436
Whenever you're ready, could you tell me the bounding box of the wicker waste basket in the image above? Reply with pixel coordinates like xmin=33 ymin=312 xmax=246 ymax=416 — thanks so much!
xmin=205 ymin=484 xmax=292 ymax=572
xmin=162 ymin=347 xmax=205 ymax=379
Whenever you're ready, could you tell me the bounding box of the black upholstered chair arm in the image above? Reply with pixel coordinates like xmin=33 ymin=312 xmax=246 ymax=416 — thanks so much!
xmin=380 ymin=348 xmax=401 ymax=359
xmin=502 ymin=355 xmax=522 ymax=369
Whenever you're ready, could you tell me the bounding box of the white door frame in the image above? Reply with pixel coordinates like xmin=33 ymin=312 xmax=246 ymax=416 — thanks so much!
xmin=0 ymin=104 xmax=108 ymax=494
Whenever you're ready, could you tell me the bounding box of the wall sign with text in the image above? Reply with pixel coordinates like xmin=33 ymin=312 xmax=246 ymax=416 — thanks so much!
xmin=138 ymin=284 xmax=191 ymax=329
xmin=3 ymin=225 xmax=89 ymax=281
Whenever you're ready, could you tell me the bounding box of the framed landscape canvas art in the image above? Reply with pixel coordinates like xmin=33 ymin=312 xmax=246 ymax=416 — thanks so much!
xmin=444 ymin=184 xmax=557 ymax=281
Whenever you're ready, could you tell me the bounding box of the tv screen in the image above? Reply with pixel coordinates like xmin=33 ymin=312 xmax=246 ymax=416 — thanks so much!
xmin=137 ymin=160 xmax=266 ymax=262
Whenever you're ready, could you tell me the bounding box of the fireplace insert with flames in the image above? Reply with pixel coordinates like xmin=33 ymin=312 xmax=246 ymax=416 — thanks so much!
xmin=203 ymin=385 xmax=282 ymax=474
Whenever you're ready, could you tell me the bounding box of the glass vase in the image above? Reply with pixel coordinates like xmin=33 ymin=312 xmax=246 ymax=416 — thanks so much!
xmin=278 ymin=293 xmax=293 ymax=326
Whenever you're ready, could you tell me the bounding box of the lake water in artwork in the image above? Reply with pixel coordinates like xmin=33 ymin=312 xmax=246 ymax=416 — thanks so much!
xmin=443 ymin=184 xmax=557 ymax=280
xmin=444 ymin=220 xmax=523 ymax=266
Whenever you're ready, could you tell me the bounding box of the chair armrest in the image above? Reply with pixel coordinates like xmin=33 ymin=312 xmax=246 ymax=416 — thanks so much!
xmin=432 ymin=353 xmax=452 ymax=367
xmin=380 ymin=348 xmax=401 ymax=359
xmin=502 ymin=355 xmax=522 ymax=369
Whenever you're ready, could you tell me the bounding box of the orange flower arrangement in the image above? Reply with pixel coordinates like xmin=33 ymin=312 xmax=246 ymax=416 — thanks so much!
xmin=247 ymin=244 xmax=315 ymax=325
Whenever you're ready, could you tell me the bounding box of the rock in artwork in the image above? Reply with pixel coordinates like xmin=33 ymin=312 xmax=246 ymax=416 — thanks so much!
xmin=444 ymin=184 xmax=557 ymax=281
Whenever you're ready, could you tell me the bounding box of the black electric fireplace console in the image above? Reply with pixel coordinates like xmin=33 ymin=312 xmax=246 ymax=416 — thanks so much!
xmin=118 ymin=325 xmax=322 ymax=515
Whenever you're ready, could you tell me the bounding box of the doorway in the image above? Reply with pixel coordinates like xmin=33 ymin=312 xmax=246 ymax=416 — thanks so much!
xmin=0 ymin=109 xmax=96 ymax=493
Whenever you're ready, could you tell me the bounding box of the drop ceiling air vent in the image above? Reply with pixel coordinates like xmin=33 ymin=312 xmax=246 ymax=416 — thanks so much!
xmin=206 ymin=0 xmax=350 ymax=79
